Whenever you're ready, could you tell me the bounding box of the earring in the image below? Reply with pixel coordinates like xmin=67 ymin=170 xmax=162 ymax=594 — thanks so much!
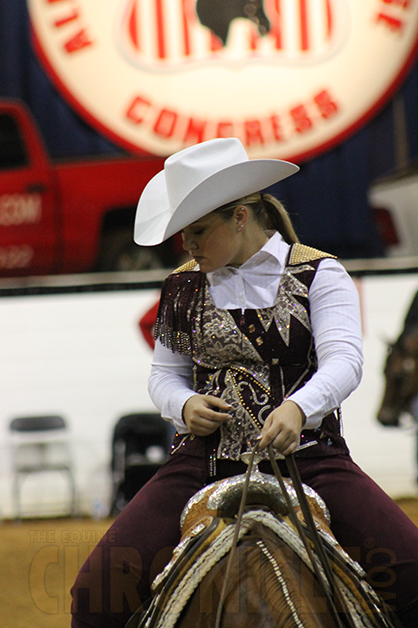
xmin=237 ymin=225 xmax=243 ymax=232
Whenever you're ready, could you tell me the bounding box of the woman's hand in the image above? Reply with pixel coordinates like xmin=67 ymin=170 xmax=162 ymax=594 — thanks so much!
xmin=183 ymin=395 xmax=232 ymax=436
xmin=258 ymin=400 xmax=305 ymax=456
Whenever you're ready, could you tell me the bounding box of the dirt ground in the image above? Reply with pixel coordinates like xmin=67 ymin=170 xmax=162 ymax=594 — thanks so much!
xmin=2 ymin=500 xmax=418 ymax=628
xmin=0 ymin=516 xmax=113 ymax=628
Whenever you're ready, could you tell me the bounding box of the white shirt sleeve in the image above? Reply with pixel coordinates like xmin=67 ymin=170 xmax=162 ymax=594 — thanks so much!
xmin=148 ymin=340 xmax=195 ymax=434
xmin=287 ymin=258 xmax=363 ymax=428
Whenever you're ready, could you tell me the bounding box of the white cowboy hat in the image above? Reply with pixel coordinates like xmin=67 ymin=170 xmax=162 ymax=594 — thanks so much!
xmin=134 ymin=138 xmax=299 ymax=246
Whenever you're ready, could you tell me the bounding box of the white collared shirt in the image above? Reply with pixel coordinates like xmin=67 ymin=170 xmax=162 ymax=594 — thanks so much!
xmin=149 ymin=232 xmax=363 ymax=433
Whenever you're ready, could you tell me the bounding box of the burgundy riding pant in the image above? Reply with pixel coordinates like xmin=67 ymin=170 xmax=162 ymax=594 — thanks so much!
xmin=71 ymin=452 xmax=418 ymax=628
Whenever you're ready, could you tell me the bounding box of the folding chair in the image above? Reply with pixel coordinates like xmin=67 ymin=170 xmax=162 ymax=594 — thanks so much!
xmin=9 ymin=415 xmax=77 ymax=518
xmin=110 ymin=412 xmax=171 ymax=516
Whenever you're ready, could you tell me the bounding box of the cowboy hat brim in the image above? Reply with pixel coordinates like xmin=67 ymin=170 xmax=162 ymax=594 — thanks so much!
xmin=134 ymin=158 xmax=299 ymax=246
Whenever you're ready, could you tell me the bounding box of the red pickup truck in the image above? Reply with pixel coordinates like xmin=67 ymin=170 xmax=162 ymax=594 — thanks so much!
xmin=0 ymin=99 xmax=180 ymax=277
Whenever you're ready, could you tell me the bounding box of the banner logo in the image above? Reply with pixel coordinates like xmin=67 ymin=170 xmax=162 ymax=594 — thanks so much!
xmin=28 ymin=0 xmax=418 ymax=159
xmin=119 ymin=0 xmax=345 ymax=69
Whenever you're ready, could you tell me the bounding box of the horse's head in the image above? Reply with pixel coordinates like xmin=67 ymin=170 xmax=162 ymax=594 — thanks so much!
xmin=377 ymin=329 xmax=418 ymax=426
xmin=196 ymin=0 xmax=271 ymax=46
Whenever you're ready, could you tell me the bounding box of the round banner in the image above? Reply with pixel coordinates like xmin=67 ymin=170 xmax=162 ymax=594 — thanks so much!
xmin=28 ymin=0 xmax=418 ymax=159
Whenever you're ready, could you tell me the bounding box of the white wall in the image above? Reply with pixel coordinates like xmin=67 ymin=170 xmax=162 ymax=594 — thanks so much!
xmin=0 ymin=272 xmax=417 ymax=519
xmin=343 ymin=274 xmax=418 ymax=497
xmin=0 ymin=288 xmax=161 ymax=518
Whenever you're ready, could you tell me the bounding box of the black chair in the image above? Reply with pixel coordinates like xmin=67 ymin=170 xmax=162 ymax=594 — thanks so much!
xmin=9 ymin=415 xmax=77 ymax=518
xmin=110 ymin=412 xmax=172 ymax=516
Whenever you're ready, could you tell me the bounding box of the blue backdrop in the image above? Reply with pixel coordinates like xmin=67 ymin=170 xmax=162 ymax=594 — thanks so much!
xmin=2 ymin=0 xmax=418 ymax=258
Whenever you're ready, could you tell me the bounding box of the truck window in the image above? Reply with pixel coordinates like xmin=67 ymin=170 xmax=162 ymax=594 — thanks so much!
xmin=0 ymin=114 xmax=29 ymax=170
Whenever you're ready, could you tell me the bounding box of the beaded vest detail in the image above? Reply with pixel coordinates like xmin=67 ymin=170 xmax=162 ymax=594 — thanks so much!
xmin=155 ymin=244 xmax=347 ymax=464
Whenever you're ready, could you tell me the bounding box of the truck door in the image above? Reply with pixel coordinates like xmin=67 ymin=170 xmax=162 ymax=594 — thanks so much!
xmin=0 ymin=106 xmax=59 ymax=276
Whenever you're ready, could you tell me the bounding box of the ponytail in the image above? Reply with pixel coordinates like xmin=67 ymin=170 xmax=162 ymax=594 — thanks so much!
xmin=215 ymin=191 xmax=299 ymax=245
xmin=261 ymin=193 xmax=299 ymax=244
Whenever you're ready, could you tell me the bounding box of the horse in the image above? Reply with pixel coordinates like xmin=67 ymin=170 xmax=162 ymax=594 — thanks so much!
xmin=125 ymin=451 xmax=399 ymax=628
xmin=377 ymin=290 xmax=418 ymax=427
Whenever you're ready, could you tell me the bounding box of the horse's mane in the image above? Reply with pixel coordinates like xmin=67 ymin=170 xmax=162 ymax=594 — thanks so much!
xmin=180 ymin=520 xmax=308 ymax=625
xmin=241 ymin=523 xmax=298 ymax=618
xmin=403 ymin=290 xmax=418 ymax=332
xmin=395 ymin=289 xmax=418 ymax=349
xmin=247 ymin=520 xmax=337 ymax=625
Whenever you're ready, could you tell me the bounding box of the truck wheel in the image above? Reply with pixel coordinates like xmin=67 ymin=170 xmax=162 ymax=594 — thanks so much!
xmin=98 ymin=229 xmax=166 ymax=271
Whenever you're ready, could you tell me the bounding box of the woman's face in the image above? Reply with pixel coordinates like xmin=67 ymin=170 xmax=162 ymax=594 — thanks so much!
xmin=181 ymin=211 xmax=243 ymax=273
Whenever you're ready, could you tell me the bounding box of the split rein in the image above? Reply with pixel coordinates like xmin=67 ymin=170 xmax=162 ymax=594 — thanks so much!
xmin=214 ymin=442 xmax=356 ymax=628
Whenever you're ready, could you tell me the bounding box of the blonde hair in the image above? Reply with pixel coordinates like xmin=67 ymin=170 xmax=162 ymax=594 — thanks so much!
xmin=215 ymin=192 xmax=299 ymax=245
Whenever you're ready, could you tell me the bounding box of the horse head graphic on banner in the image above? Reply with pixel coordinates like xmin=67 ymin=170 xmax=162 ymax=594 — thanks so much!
xmin=119 ymin=0 xmax=348 ymax=70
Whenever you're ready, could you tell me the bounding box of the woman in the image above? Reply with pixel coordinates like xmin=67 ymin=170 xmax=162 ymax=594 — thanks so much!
xmin=71 ymin=138 xmax=418 ymax=628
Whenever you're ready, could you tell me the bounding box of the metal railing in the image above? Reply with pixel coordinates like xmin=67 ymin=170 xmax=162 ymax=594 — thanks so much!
xmin=1 ymin=255 xmax=418 ymax=297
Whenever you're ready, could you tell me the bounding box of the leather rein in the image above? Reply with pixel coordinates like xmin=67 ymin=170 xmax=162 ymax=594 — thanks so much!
xmin=214 ymin=442 xmax=357 ymax=628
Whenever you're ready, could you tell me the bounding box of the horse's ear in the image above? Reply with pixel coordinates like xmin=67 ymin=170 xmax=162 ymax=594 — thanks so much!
xmin=378 ymin=334 xmax=394 ymax=352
